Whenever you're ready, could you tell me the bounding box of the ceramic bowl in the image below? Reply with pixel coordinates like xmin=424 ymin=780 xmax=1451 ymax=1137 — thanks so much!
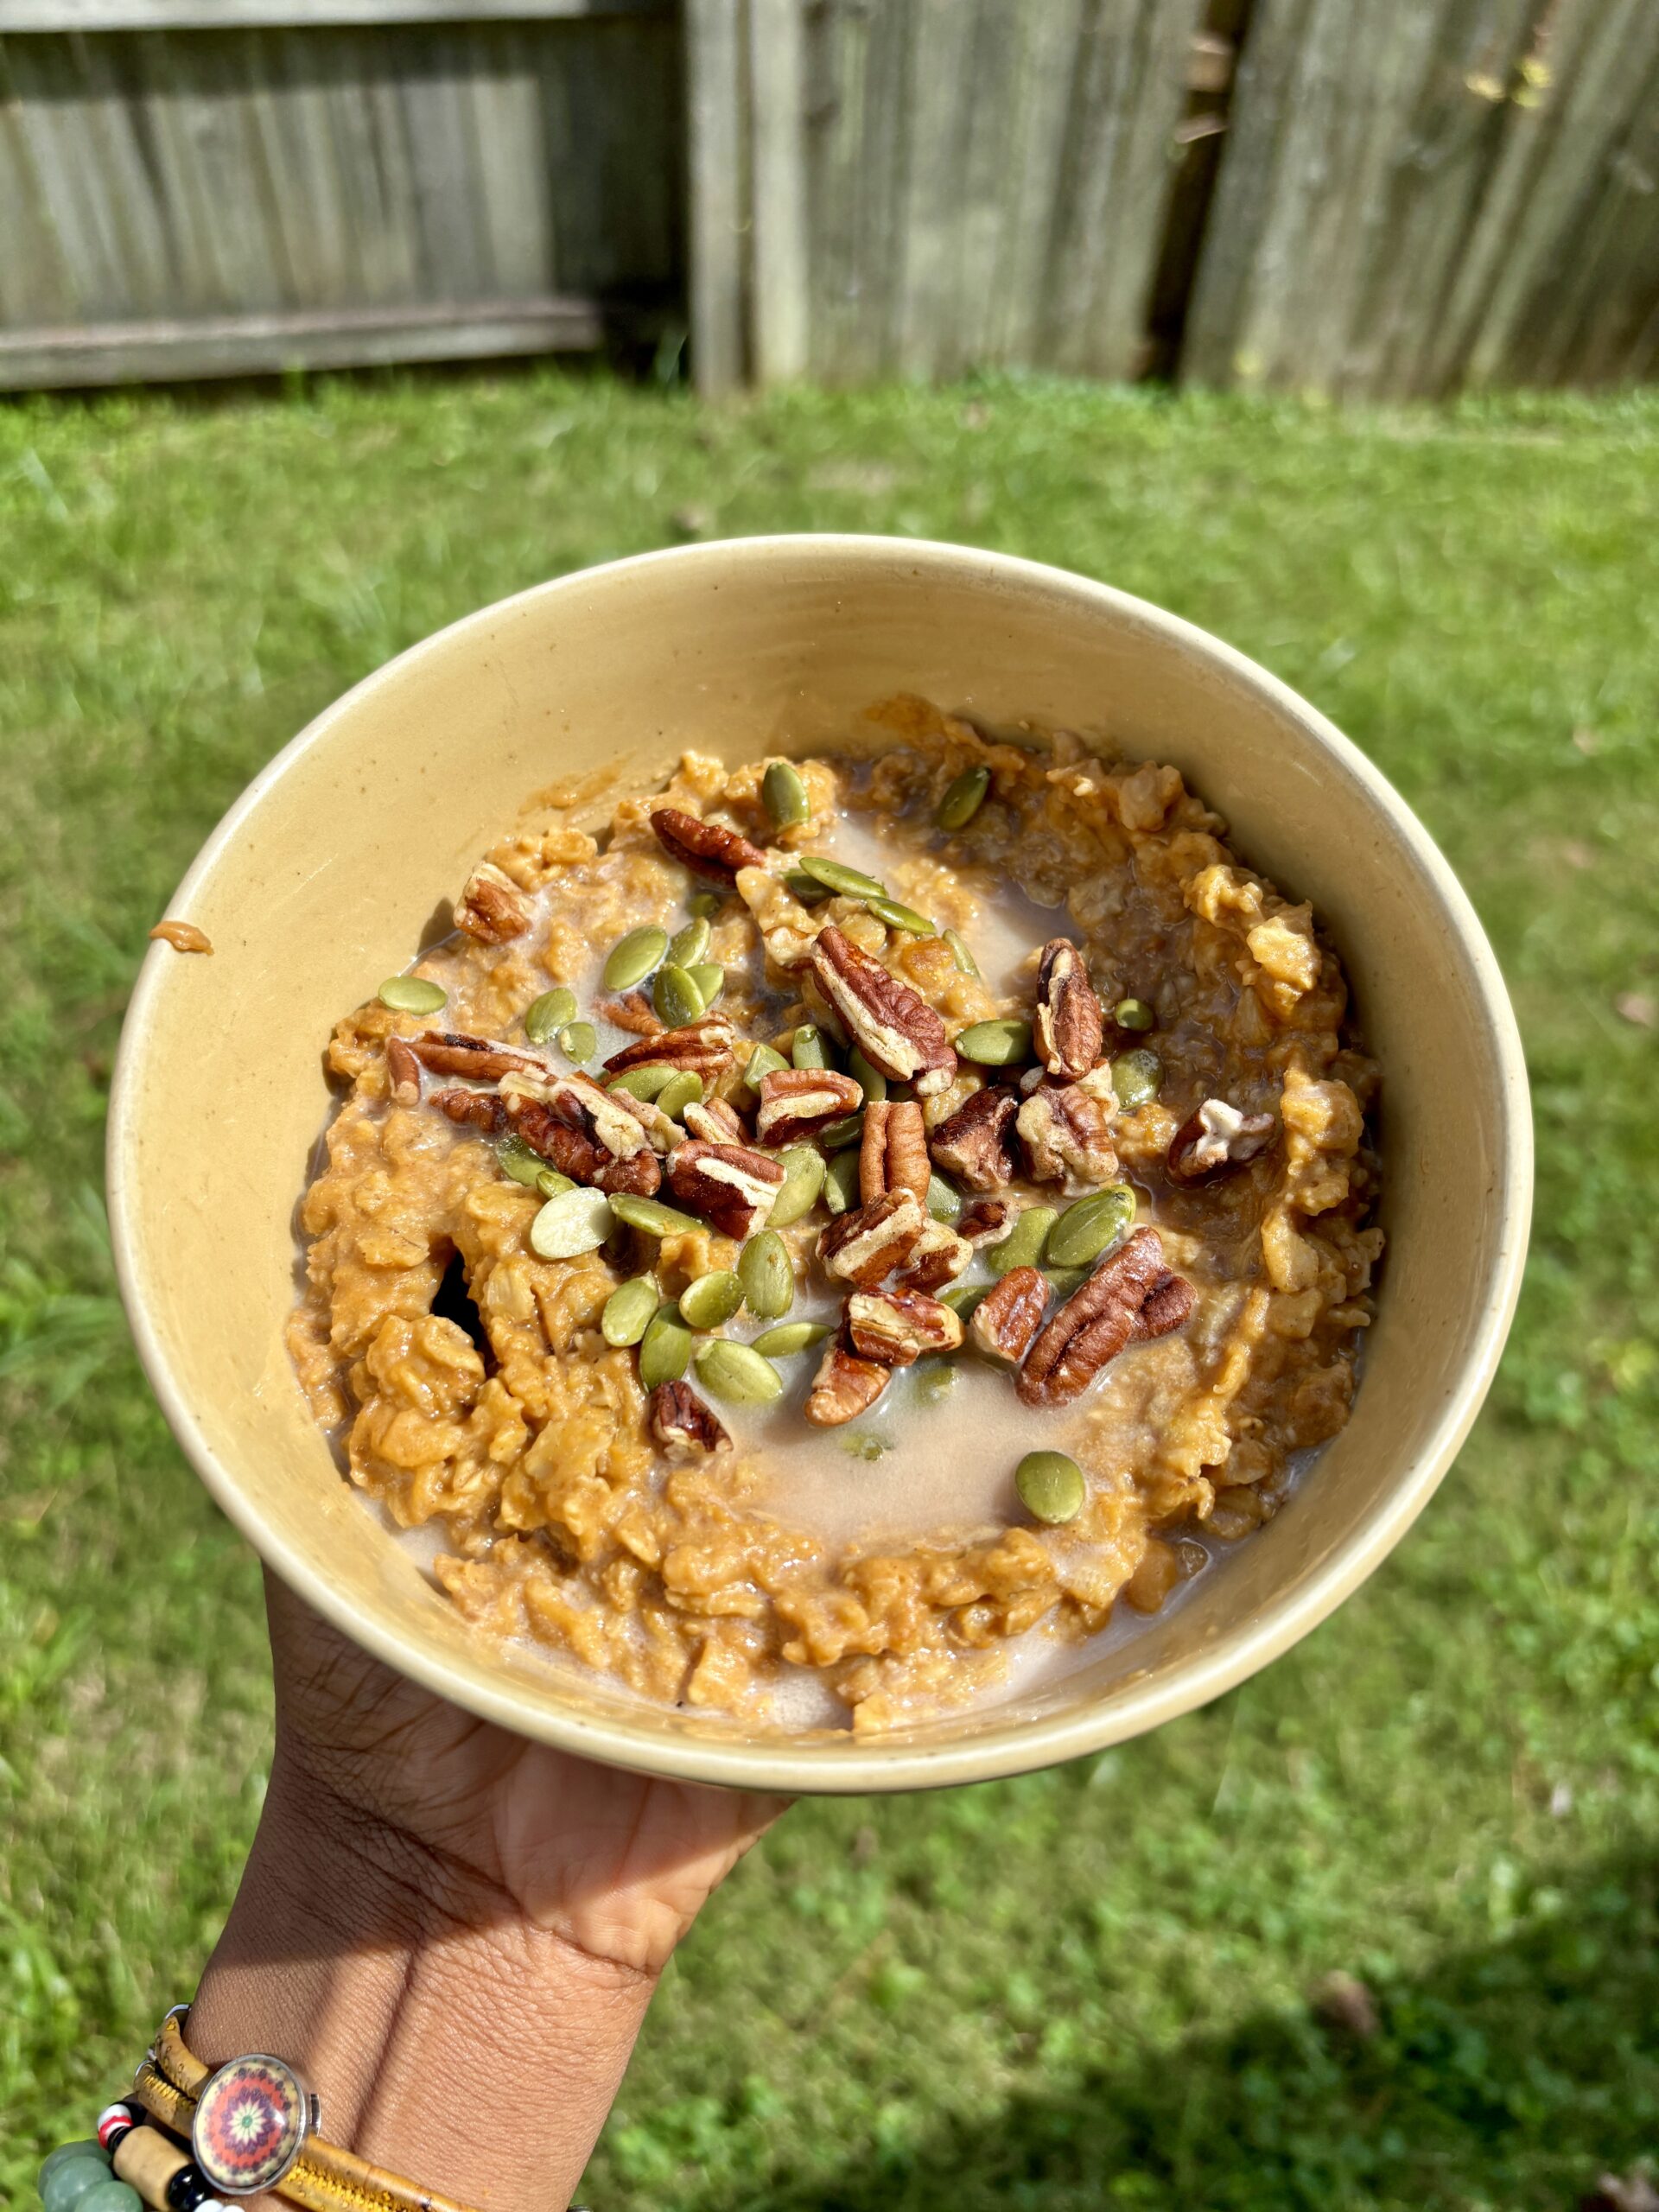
xmin=107 ymin=537 xmax=1531 ymax=1793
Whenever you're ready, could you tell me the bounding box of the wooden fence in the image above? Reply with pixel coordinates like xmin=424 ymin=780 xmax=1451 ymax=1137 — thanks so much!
xmin=1 ymin=0 xmax=1656 ymax=396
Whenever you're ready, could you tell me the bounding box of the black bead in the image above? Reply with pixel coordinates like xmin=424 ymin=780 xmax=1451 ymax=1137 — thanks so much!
xmin=166 ymin=2162 xmax=224 ymax=2212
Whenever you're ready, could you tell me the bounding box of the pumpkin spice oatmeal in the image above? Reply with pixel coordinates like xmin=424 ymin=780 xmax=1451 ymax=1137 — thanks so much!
xmin=286 ymin=697 xmax=1382 ymax=1734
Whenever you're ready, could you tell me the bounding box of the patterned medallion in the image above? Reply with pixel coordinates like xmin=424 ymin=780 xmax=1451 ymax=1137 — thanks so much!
xmin=192 ymin=2054 xmax=309 ymax=2195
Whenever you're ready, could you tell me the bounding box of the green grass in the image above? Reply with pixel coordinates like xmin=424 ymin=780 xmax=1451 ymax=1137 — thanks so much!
xmin=3 ymin=371 xmax=1658 ymax=2210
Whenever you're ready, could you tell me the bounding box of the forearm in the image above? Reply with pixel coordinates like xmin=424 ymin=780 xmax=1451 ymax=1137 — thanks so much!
xmin=188 ymin=1751 xmax=656 ymax=2212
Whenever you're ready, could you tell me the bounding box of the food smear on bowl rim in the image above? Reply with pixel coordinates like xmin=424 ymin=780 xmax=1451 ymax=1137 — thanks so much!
xmin=285 ymin=696 xmax=1383 ymax=1737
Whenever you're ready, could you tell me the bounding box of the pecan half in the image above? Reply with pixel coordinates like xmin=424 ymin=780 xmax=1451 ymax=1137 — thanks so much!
xmin=804 ymin=1335 xmax=893 ymax=1427
xmin=817 ymin=1191 xmax=925 ymax=1288
xmin=454 ymin=861 xmax=535 ymax=944
xmin=894 ymin=1217 xmax=973 ymax=1292
xmin=505 ymin=1096 xmax=663 ymax=1197
xmin=957 ymin=1197 xmax=1015 ymax=1246
xmin=683 ymin=1095 xmax=747 ymax=1144
xmin=753 ymin=1066 xmax=863 ymax=1147
xmin=808 ymin=926 xmax=957 ymax=1096
xmin=651 ymin=807 xmax=766 ymax=884
xmin=665 ymin=1139 xmax=786 ymax=1239
xmin=1018 ymin=1228 xmax=1192 ymax=1408
xmin=846 ymin=1288 xmax=963 ymax=1366
xmin=1166 ymin=1098 xmax=1277 ymax=1185
xmin=859 ymin=1098 xmax=931 ymax=1205
xmin=431 ymin=1086 xmax=510 ymax=1135
xmin=648 ymin=1379 xmax=731 ymax=1455
xmin=604 ymin=1019 xmax=739 ymax=1082
xmin=595 ymin=989 xmax=664 ymax=1037
xmin=413 ymin=1031 xmax=549 ymax=1083
xmin=385 ymin=1034 xmax=422 ymax=1105
xmin=970 ymin=1266 xmax=1049 ymax=1364
xmin=502 ymin=1069 xmax=652 ymax=1163
xmin=927 ymin=1084 xmax=1020 ymax=1190
xmin=1017 ymin=1067 xmax=1119 ymax=1192
xmin=1033 ymin=938 xmax=1103 ymax=1081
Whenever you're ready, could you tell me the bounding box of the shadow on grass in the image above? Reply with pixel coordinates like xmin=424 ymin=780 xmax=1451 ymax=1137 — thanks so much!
xmin=744 ymin=1845 xmax=1658 ymax=2211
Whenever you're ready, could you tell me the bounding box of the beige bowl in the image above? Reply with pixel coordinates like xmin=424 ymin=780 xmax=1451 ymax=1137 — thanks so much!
xmin=108 ymin=537 xmax=1530 ymax=1793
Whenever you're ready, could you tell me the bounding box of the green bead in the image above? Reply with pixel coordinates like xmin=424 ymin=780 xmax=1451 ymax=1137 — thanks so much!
xmin=39 ymin=2148 xmax=106 ymax=2190
xmin=524 ymin=986 xmax=577 ymax=1044
xmin=78 ymin=2186 xmax=143 ymax=2212
xmin=42 ymin=2158 xmax=114 ymax=2212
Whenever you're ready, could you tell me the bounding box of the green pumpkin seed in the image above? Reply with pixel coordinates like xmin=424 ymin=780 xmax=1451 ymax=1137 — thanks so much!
xmin=768 ymin=1144 xmax=827 ymax=1227
xmin=1015 ymin=1449 xmax=1086 ymax=1525
xmin=609 ymin=1192 xmax=704 ymax=1238
xmin=657 ymin=1070 xmax=705 ymax=1122
xmin=847 ymin=1046 xmax=887 ymax=1103
xmin=601 ymin=1274 xmax=659 ymax=1347
xmin=867 ymin=894 xmax=936 ymax=935
xmin=654 ymin=961 xmax=707 ymax=1026
xmin=496 ymin=1132 xmax=549 ymax=1187
xmin=915 ymin=1362 xmax=957 ymax=1404
xmin=1046 ymin=1185 xmax=1136 ymax=1269
xmin=557 ymin=1020 xmax=597 ymax=1065
xmin=798 ymin=853 xmax=889 ymax=901
xmin=936 ymin=766 xmax=991 ymax=831
xmin=669 ymin=915 xmax=712 ymax=968
xmin=820 ymin=1110 xmax=865 ymax=1150
xmin=743 ymin=1041 xmax=790 ymax=1092
xmin=750 ymin=1319 xmax=831 ymax=1357
xmin=989 ymin=1206 xmax=1058 ymax=1276
xmin=823 ymin=1149 xmax=862 ymax=1215
xmin=944 ymin=928 xmax=980 ymax=978
xmin=1113 ymin=997 xmax=1155 ymax=1033
xmin=763 ymin=760 xmax=810 ymax=829
xmin=955 ymin=1018 xmax=1033 ymax=1067
xmin=378 ymin=975 xmax=447 ymax=1015
xmin=940 ymin=1282 xmax=988 ymax=1319
xmin=842 ymin=1432 xmax=888 ymax=1461
xmin=607 ymin=1064 xmax=676 ymax=1102
xmin=1042 ymin=1265 xmax=1090 ymax=1301
xmin=690 ymin=889 xmax=724 ymax=920
xmin=1112 ymin=1047 xmax=1164 ymax=1109
xmin=537 ymin=1167 xmax=576 ymax=1200
xmin=680 ymin=1268 xmax=745 ymax=1330
xmin=689 ymin=962 xmax=725 ymax=1008
xmin=696 ymin=1338 xmax=785 ymax=1406
xmin=530 ymin=1186 xmax=613 ymax=1259
xmin=524 ymin=986 xmax=577 ymax=1044
xmin=603 ymin=925 xmax=670 ymax=993
xmin=738 ymin=1230 xmax=794 ymax=1319
xmin=639 ymin=1301 xmax=693 ymax=1388
xmin=791 ymin=1023 xmax=832 ymax=1071
xmin=925 ymin=1173 xmax=962 ymax=1224
xmin=784 ymin=869 xmax=834 ymax=907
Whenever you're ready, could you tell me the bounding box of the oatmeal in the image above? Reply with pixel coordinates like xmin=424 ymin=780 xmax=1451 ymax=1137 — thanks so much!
xmin=287 ymin=697 xmax=1382 ymax=1734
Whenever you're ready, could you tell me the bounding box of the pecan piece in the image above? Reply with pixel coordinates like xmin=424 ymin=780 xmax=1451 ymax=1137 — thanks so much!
xmin=595 ymin=989 xmax=664 ymax=1037
xmin=927 ymin=1084 xmax=1020 ymax=1191
xmin=385 ymin=1034 xmax=422 ymax=1105
xmin=1136 ymin=1271 xmax=1197 ymax=1338
xmin=665 ymin=1139 xmax=786 ymax=1239
xmin=604 ymin=1019 xmax=739 ymax=1082
xmin=859 ymin=1098 xmax=931 ymax=1205
xmin=817 ymin=1191 xmax=925 ymax=1288
xmin=412 ymin=1031 xmax=549 ymax=1083
xmin=502 ymin=1069 xmax=652 ymax=1162
xmin=651 ymin=807 xmax=766 ymax=884
xmin=1033 ymin=937 xmax=1103 ymax=1081
xmin=970 ymin=1266 xmax=1048 ymax=1365
xmin=1018 ymin=1228 xmax=1192 ymax=1408
xmin=808 ymin=926 xmax=957 ymax=1096
xmin=753 ymin=1066 xmax=863 ymax=1147
xmin=431 ymin=1086 xmax=510 ymax=1136
xmin=1017 ymin=1066 xmax=1119 ymax=1192
xmin=454 ymin=860 xmax=535 ymax=944
xmin=894 ymin=1217 xmax=973 ymax=1292
xmin=804 ymin=1335 xmax=893 ymax=1427
xmin=1166 ymin=1098 xmax=1277 ymax=1185
xmin=648 ymin=1379 xmax=731 ymax=1455
xmin=846 ymin=1288 xmax=963 ymax=1367
xmin=505 ymin=1096 xmax=663 ymax=1197
xmin=683 ymin=1095 xmax=747 ymax=1143
xmin=958 ymin=1197 xmax=1015 ymax=1246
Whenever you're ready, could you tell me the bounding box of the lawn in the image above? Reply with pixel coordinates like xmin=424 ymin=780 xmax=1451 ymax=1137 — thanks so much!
xmin=3 ymin=371 xmax=1657 ymax=2211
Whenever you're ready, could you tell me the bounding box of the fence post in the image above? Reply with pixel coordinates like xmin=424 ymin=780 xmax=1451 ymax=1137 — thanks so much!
xmin=685 ymin=0 xmax=747 ymax=391
xmin=747 ymin=0 xmax=808 ymax=382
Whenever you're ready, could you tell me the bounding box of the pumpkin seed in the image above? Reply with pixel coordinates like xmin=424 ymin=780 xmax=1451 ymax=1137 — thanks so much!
xmin=820 ymin=1110 xmax=865 ymax=1150
xmin=556 ymin=1020 xmax=597 ymax=1065
xmin=940 ymin=1282 xmax=988 ymax=1319
xmin=798 ymin=854 xmax=888 ymax=901
xmin=496 ymin=1132 xmax=549 ymax=1187
xmin=1015 ymin=1449 xmax=1085 ymax=1525
xmin=1113 ymin=997 xmax=1155 ymax=1033
xmin=743 ymin=1041 xmax=790 ymax=1092
xmin=1042 ymin=1265 xmax=1090 ymax=1300
xmin=607 ymin=1064 xmax=676 ymax=1102
xmin=925 ymin=1173 xmax=962 ymax=1224
xmin=1111 ymin=1047 xmax=1164 ymax=1109
xmin=601 ymin=1274 xmax=659 ymax=1347
xmin=767 ymin=1145 xmax=827 ymax=1227
xmin=944 ymin=928 xmax=980 ymax=977
xmin=529 ymin=1186 xmax=613 ymax=1259
xmin=823 ymin=1150 xmax=862 ymax=1214
xmin=639 ymin=1302 xmax=693 ymax=1388
xmin=955 ymin=1018 xmax=1033 ymax=1066
xmin=1046 ymin=1185 xmax=1137 ymax=1268
xmin=608 ymin=1192 xmax=704 ymax=1238
xmin=669 ymin=915 xmax=712 ymax=968
xmin=695 ymin=1338 xmax=785 ymax=1406
xmin=989 ymin=1206 xmax=1058 ymax=1275
xmin=915 ymin=1362 xmax=957 ymax=1404
xmin=791 ymin=1023 xmax=832 ymax=1070
xmin=680 ymin=1268 xmax=745 ymax=1330
xmin=653 ymin=961 xmax=706 ymax=1027
xmin=750 ymin=1319 xmax=831 ymax=1357
xmin=847 ymin=1046 xmax=887 ymax=1103
xmin=603 ymin=924 xmax=670 ymax=993
xmin=524 ymin=986 xmax=577 ymax=1044
xmin=537 ymin=1168 xmax=576 ymax=1200
xmin=378 ymin=975 xmax=447 ymax=1015
xmin=762 ymin=759 xmax=810 ymax=829
xmin=689 ymin=962 xmax=725 ymax=1008
xmin=842 ymin=1432 xmax=888 ymax=1461
xmin=784 ymin=870 xmax=834 ymax=906
xmin=656 ymin=1070 xmax=704 ymax=1122
xmin=690 ymin=890 xmax=723 ymax=920
xmin=738 ymin=1230 xmax=794 ymax=1319
xmin=867 ymin=894 xmax=936 ymax=935
xmin=936 ymin=766 xmax=991 ymax=830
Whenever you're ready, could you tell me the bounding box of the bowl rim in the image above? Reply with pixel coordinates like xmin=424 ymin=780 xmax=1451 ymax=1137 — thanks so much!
xmin=107 ymin=534 xmax=1533 ymax=1793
